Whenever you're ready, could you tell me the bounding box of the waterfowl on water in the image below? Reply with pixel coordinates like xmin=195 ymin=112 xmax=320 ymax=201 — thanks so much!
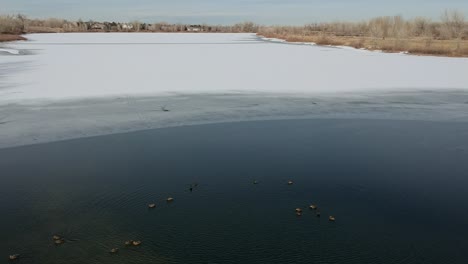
xmin=288 ymin=180 xmax=293 ymax=185
xmin=52 ymin=235 xmax=61 ymax=240
xmin=125 ymin=240 xmax=133 ymax=246
xmin=189 ymin=182 xmax=199 ymax=192
xmin=329 ymin=216 xmax=336 ymax=222
xmin=166 ymin=197 xmax=174 ymax=202
xmin=309 ymin=204 xmax=317 ymax=210
xmin=54 ymin=239 xmax=65 ymax=245
xmin=132 ymin=241 xmax=142 ymax=246
xmin=110 ymin=248 xmax=119 ymax=254
xmin=148 ymin=203 xmax=156 ymax=209
xmin=295 ymin=208 xmax=303 ymax=213
xmin=9 ymin=254 xmax=19 ymax=260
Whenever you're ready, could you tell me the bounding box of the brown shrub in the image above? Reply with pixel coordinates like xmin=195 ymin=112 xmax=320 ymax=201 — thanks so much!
xmin=0 ymin=15 xmax=25 ymax=34
xmin=0 ymin=34 xmax=26 ymax=42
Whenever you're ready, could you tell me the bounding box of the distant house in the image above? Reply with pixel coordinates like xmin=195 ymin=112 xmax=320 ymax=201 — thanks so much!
xmin=90 ymin=23 xmax=106 ymax=30
xmin=187 ymin=25 xmax=203 ymax=32
xmin=107 ymin=22 xmax=118 ymax=31
xmin=121 ymin=23 xmax=134 ymax=31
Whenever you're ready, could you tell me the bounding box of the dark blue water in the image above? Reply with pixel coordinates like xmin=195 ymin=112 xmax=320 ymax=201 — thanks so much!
xmin=1 ymin=119 xmax=468 ymax=264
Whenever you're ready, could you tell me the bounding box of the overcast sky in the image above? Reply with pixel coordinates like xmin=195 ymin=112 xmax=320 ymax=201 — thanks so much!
xmin=1 ymin=0 xmax=467 ymax=25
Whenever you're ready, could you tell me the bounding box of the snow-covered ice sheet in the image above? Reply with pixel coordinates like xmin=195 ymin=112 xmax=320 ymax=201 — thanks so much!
xmin=1 ymin=33 xmax=468 ymax=148
xmin=1 ymin=33 xmax=467 ymax=103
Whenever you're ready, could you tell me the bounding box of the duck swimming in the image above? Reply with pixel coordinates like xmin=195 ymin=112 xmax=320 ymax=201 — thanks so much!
xmin=167 ymin=197 xmax=174 ymax=202
xmin=110 ymin=248 xmax=119 ymax=254
xmin=329 ymin=216 xmax=336 ymax=222
xmin=309 ymin=204 xmax=317 ymax=210
xmin=148 ymin=203 xmax=156 ymax=208
xmin=132 ymin=241 xmax=142 ymax=246
xmin=189 ymin=182 xmax=199 ymax=192
xmin=9 ymin=254 xmax=20 ymax=261
xmin=288 ymin=180 xmax=294 ymax=185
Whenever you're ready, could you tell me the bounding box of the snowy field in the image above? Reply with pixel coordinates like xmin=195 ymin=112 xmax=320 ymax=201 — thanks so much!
xmin=1 ymin=33 xmax=468 ymax=148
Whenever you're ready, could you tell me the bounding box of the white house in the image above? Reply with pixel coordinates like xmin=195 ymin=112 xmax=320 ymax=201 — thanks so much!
xmin=187 ymin=25 xmax=203 ymax=32
xmin=121 ymin=23 xmax=134 ymax=30
xmin=90 ymin=23 xmax=106 ymax=30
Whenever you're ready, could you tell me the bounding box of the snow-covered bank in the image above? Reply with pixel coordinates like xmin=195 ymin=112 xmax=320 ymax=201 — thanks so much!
xmin=1 ymin=33 xmax=467 ymax=103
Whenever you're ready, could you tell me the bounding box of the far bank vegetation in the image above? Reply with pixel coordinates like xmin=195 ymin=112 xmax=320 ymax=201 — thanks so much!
xmin=1 ymin=10 xmax=467 ymax=57
xmin=259 ymin=10 xmax=467 ymax=57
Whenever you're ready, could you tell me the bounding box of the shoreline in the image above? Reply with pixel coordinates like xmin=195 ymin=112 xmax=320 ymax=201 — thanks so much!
xmin=256 ymin=32 xmax=468 ymax=58
xmin=2 ymin=31 xmax=467 ymax=58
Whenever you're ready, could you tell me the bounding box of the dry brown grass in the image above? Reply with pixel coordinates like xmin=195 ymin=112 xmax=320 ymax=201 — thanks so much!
xmin=0 ymin=34 xmax=26 ymax=42
xmin=258 ymin=32 xmax=468 ymax=57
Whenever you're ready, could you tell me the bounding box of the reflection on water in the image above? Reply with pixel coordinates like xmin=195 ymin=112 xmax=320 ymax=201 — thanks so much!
xmin=1 ymin=119 xmax=468 ymax=263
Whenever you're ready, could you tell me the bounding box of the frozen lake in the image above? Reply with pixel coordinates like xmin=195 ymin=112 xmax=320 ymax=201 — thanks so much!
xmin=2 ymin=33 xmax=468 ymax=264
xmin=1 ymin=33 xmax=468 ymax=148
xmin=1 ymin=33 xmax=468 ymax=102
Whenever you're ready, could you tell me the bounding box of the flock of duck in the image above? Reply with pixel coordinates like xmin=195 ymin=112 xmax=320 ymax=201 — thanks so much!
xmin=285 ymin=180 xmax=335 ymax=221
xmin=8 ymin=180 xmax=335 ymax=261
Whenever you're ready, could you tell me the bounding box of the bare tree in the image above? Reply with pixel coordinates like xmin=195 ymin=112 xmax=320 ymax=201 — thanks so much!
xmin=131 ymin=20 xmax=141 ymax=32
xmin=441 ymin=9 xmax=465 ymax=52
xmin=0 ymin=14 xmax=26 ymax=34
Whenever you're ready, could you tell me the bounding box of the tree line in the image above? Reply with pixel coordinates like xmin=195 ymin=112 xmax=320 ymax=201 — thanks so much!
xmin=1 ymin=10 xmax=466 ymax=41
xmin=0 ymin=15 xmax=259 ymax=34
xmin=259 ymin=10 xmax=466 ymax=41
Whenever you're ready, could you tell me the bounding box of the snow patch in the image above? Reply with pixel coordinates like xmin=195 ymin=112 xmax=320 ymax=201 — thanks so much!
xmin=0 ymin=48 xmax=20 ymax=55
xmin=259 ymin=37 xmax=287 ymax=43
